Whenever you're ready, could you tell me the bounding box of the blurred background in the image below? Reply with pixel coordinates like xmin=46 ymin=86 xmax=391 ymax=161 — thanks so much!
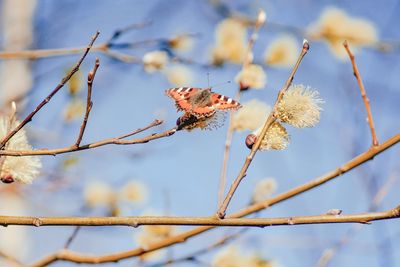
xmin=0 ymin=0 xmax=399 ymax=266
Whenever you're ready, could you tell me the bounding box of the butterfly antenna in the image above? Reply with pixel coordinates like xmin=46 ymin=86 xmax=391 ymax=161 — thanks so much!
xmin=207 ymin=72 xmax=210 ymax=88
xmin=210 ymin=80 xmax=232 ymax=89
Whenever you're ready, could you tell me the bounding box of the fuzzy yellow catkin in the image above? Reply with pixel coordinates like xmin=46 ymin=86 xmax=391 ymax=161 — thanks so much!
xmin=143 ymin=50 xmax=169 ymax=72
xmin=234 ymin=64 xmax=267 ymax=89
xmin=277 ymin=84 xmax=323 ymax=128
xmin=254 ymin=122 xmax=290 ymax=150
xmin=119 ymin=180 xmax=148 ymax=204
xmin=211 ymin=18 xmax=248 ymax=65
xmin=0 ymin=116 xmax=41 ymax=184
xmin=232 ymin=99 xmax=271 ymax=131
xmin=264 ymin=34 xmax=299 ymax=67
xmin=165 ymin=64 xmax=194 ymax=86
xmin=83 ymin=181 xmax=116 ymax=207
xmin=307 ymin=7 xmax=378 ymax=59
xmin=252 ymin=177 xmax=277 ymax=203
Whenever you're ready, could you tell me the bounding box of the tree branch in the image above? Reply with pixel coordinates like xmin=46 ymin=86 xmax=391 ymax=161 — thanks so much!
xmin=0 ymin=31 xmax=100 ymax=150
xmin=28 ymin=133 xmax=399 ymax=266
xmin=343 ymin=40 xmax=379 ymax=146
xmin=0 ymin=121 xmax=174 ymax=156
xmin=217 ymin=40 xmax=310 ymax=219
xmin=218 ymin=10 xmax=265 ymax=207
xmin=74 ymin=58 xmax=100 ymax=148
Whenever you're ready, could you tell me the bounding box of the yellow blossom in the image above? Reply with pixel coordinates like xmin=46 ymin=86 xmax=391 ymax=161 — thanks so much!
xmin=143 ymin=50 xmax=169 ymax=72
xmin=119 ymin=180 xmax=148 ymax=204
xmin=246 ymin=254 xmax=279 ymax=267
xmin=264 ymin=35 xmax=299 ymax=67
xmin=168 ymin=35 xmax=194 ymax=52
xmin=67 ymin=69 xmax=82 ymax=96
xmin=165 ymin=65 xmax=194 ymax=86
xmin=211 ymin=18 xmax=248 ymax=65
xmin=0 ymin=115 xmax=41 ymax=184
xmin=252 ymin=178 xmax=277 ymax=203
xmin=307 ymin=7 xmax=378 ymax=59
xmin=232 ymin=99 xmax=271 ymax=131
xmin=212 ymin=246 xmax=249 ymax=267
xmin=213 ymin=246 xmax=277 ymax=267
xmin=277 ymin=84 xmax=323 ymax=128
xmin=235 ymin=64 xmax=267 ymax=89
xmin=84 ymin=181 xmax=116 ymax=208
xmin=254 ymin=122 xmax=289 ymax=150
xmin=63 ymin=98 xmax=85 ymax=122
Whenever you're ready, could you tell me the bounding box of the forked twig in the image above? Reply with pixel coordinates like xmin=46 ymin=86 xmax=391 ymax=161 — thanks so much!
xmin=343 ymin=40 xmax=379 ymax=146
xmin=217 ymin=40 xmax=310 ymax=219
xmin=74 ymin=58 xmax=100 ymax=148
xmin=0 ymin=121 xmax=173 ymax=156
xmin=0 ymin=31 xmax=100 ymax=150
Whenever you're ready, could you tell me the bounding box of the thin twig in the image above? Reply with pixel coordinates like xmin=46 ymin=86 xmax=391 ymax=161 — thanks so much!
xmin=316 ymin=174 xmax=397 ymax=267
xmin=106 ymin=21 xmax=152 ymax=44
xmin=63 ymin=226 xmax=81 ymax=249
xmin=218 ymin=10 xmax=265 ymax=207
xmin=0 ymin=121 xmax=173 ymax=156
xmin=343 ymin=41 xmax=379 ymax=146
xmin=217 ymin=40 xmax=310 ymax=219
xmin=74 ymin=58 xmax=100 ymax=148
xmin=0 ymin=31 xmax=100 ymax=150
xmin=116 ymin=119 xmax=164 ymax=140
xmin=28 ymin=133 xmax=400 ymax=266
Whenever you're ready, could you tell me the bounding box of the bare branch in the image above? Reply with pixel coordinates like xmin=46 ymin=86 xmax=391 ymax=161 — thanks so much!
xmin=28 ymin=133 xmax=399 ymax=266
xmin=0 ymin=121 xmax=174 ymax=156
xmin=0 ymin=31 xmax=100 ymax=150
xmin=218 ymin=10 xmax=265 ymax=208
xmin=1 ymin=208 xmax=398 ymax=228
xmin=217 ymin=40 xmax=310 ymax=219
xmin=74 ymin=58 xmax=100 ymax=148
xmin=343 ymin=41 xmax=379 ymax=146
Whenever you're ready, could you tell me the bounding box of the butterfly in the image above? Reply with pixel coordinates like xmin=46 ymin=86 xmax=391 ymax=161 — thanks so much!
xmin=165 ymin=87 xmax=241 ymax=119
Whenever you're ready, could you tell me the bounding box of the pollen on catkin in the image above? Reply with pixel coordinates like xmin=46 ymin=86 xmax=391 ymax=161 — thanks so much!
xmin=0 ymin=115 xmax=41 ymax=184
xmin=165 ymin=64 xmax=194 ymax=86
xmin=264 ymin=34 xmax=299 ymax=67
xmin=254 ymin=122 xmax=289 ymax=150
xmin=232 ymin=99 xmax=271 ymax=132
xmin=119 ymin=180 xmax=148 ymax=204
xmin=83 ymin=181 xmax=116 ymax=208
xmin=252 ymin=177 xmax=277 ymax=203
xmin=142 ymin=50 xmax=169 ymax=73
xmin=234 ymin=64 xmax=267 ymax=90
xmin=277 ymin=84 xmax=323 ymax=128
xmin=211 ymin=18 xmax=248 ymax=65
xmin=307 ymin=7 xmax=378 ymax=59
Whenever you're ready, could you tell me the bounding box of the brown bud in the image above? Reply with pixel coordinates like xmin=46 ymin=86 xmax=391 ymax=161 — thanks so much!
xmin=1 ymin=175 xmax=14 ymax=184
xmin=303 ymin=39 xmax=310 ymax=51
xmin=176 ymin=117 xmax=182 ymax=126
xmin=239 ymin=81 xmax=249 ymax=91
xmin=245 ymin=134 xmax=257 ymax=149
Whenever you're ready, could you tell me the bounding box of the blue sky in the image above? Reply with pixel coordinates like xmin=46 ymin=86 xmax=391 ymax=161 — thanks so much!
xmin=1 ymin=0 xmax=399 ymax=266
